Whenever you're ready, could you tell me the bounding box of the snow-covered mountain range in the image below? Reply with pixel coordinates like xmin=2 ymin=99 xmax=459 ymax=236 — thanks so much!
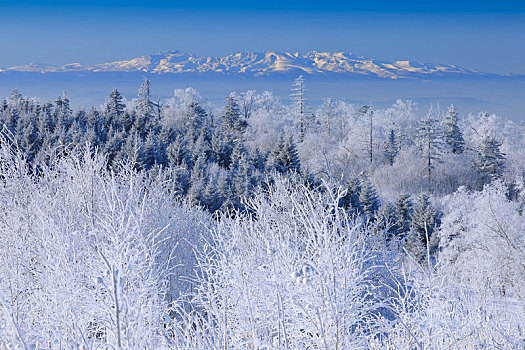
xmin=0 ymin=50 xmax=497 ymax=79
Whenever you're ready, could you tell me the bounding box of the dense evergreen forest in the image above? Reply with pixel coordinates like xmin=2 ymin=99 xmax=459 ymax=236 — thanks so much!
xmin=0 ymin=77 xmax=523 ymax=348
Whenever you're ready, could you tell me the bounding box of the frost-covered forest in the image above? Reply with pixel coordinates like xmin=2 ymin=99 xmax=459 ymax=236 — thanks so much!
xmin=0 ymin=76 xmax=524 ymax=349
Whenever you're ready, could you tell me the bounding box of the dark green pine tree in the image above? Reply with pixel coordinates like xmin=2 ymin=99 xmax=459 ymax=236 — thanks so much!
xmin=338 ymin=178 xmax=361 ymax=214
xmin=139 ymin=133 xmax=166 ymax=170
xmin=104 ymin=129 xmax=124 ymax=167
xmin=91 ymin=108 xmax=108 ymax=146
xmin=73 ymin=108 xmax=88 ymax=131
xmin=249 ymin=147 xmax=266 ymax=173
xmin=383 ymin=129 xmax=398 ymax=166
xmin=106 ymin=89 xmax=126 ymax=119
xmin=9 ymin=89 xmax=22 ymax=105
xmin=132 ymin=79 xmax=156 ymax=138
xmin=187 ymin=153 xmax=208 ymax=207
xmin=166 ymin=134 xmax=189 ymax=166
xmin=185 ymin=101 xmax=208 ymax=143
xmin=87 ymin=107 xmax=99 ymax=129
xmin=190 ymin=125 xmax=212 ymax=165
xmin=358 ymin=174 xmax=380 ymax=219
xmin=105 ymin=89 xmax=129 ymax=132
xmin=137 ymin=79 xmax=153 ymax=117
xmin=201 ymin=173 xmax=219 ymax=212
xmin=393 ymin=194 xmax=412 ymax=237
xmin=37 ymin=105 xmax=52 ymax=137
xmin=475 ymin=135 xmax=505 ymax=185
xmin=284 ymin=135 xmax=301 ymax=172
xmin=410 ymin=194 xmax=440 ymax=239
xmin=54 ymin=92 xmax=72 ymax=130
xmin=67 ymin=119 xmax=85 ymax=150
xmin=5 ymin=108 xmax=19 ymax=135
xmin=272 ymin=134 xmax=301 ymax=174
xmin=222 ymin=95 xmax=247 ymax=135
xmin=121 ymin=132 xmax=143 ymax=167
xmin=267 ymin=133 xmax=284 ymax=170
xmin=0 ymin=99 xmax=8 ymax=113
xmin=20 ymin=115 xmax=40 ymax=164
xmin=211 ymin=127 xmax=230 ymax=168
xmin=230 ymin=144 xmax=254 ymax=209
xmin=443 ymin=105 xmax=465 ymax=154
xmin=377 ymin=202 xmax=397 ymax=238
xmin=42 ymin=103 xmax=55 ymax=133
xmin=229 ymin=142 xmax=245 ymax=170
xmin=216 ymin=170 xmax=233 ymax=210
xmin=406 ymin=194 xmax=440 ymax=261
xmin=213 ymin=95 xmax=248 ymax=169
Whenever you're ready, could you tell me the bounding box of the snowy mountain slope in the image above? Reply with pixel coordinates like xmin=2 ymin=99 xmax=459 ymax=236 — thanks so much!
xmin=0 ymin=50 xmax=496 ymax=79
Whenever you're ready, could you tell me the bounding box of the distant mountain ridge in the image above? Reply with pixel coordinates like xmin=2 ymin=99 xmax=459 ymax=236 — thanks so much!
xmin=0 ymin=50 xmax=507 ymax=79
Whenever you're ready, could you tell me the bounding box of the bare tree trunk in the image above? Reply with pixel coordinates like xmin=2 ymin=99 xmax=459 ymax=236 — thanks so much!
xmin=100 ymin=251 xmax=122 ymax=349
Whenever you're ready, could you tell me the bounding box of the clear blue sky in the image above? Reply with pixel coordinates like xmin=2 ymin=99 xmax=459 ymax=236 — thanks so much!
xmin=0 ymin=1 xmax=524 ymax=74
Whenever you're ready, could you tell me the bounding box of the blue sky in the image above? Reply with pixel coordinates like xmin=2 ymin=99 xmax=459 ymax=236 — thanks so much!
xmin=2 ymin=0 xmax=524 ymax=12
xmin=0 ymin=1 xmax=524 ymax=74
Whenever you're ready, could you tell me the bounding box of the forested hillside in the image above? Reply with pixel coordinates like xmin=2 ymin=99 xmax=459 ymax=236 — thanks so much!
xmin=0 ymin=77 xmax=523 ymax=348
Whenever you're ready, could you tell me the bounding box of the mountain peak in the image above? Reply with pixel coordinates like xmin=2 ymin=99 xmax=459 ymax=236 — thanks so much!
xmin=0 ymin=50 xmax=492 ymax=78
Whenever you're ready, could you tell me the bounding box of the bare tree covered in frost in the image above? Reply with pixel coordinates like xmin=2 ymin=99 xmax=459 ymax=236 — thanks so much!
xmin=416 ymin=108 xmax=444 ymax=187
xmin=0 ymin=142 xmax=207 ymax=349
xmin=439 ymin=181 xmax=525 ymax=300
xmin=172 ymin=176 xmax=383 ymax=349
xmin=291 ymin=75 xmax=312 ymax=142
xmin=370 ymin=251 xmax=525 ymax=349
